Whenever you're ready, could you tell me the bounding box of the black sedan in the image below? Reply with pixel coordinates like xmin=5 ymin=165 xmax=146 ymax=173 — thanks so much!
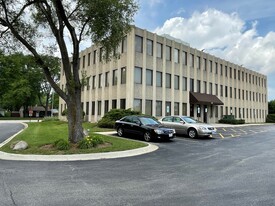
xmin=115 ymin=115 xmax=176 ymax=142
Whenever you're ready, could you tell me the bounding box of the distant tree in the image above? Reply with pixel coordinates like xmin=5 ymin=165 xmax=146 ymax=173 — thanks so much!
xmin=268 ymin=100 xmax=275 ymax=114
xmin=0 ymin=53 xmax=60 ymax=116
xmin=0 ymin=0 xmax=138 ymax=143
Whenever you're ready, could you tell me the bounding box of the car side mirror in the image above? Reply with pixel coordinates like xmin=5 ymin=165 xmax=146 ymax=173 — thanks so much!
xmin=180 ymin=121 xmax=185 ymax=124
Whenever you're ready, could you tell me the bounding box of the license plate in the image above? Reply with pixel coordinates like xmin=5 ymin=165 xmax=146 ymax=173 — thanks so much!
xmin=169 ymin=133 xmax=173 ymax=137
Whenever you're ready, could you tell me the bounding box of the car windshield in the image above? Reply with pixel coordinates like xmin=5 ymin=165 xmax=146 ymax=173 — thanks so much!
xmin=139 ymin=117 xmax=159 ymax=125
xmin=182 ymin=116 xmax=198 ymax=123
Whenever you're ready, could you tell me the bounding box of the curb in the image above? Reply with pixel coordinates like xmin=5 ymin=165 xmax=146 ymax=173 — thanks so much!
xmin=0 ymin=123 xmax=159 ymax=161
xmin=0 ymin=143 xmax=158 ymax=162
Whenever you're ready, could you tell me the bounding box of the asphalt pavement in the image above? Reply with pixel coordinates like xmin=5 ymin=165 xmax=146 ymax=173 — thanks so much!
xmin=1 ymin=124 xmax=275 ymax=206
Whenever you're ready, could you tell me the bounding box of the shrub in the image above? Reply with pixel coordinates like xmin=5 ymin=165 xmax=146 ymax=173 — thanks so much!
xmin=218 ymin=119 xmax=245 ymax=124
xmin=78 ymin=136 xmax=104 ymax=149
xmin=97 ymin=109 xmax=141 ymax=128
xmin=54 ymin=139 xmax=70 ymax=150
xmin=266 ymin=114 xmax=275 ymax=123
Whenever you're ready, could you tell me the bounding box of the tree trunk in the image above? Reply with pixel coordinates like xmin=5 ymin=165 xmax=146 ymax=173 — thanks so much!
xmin=66 ymin=89 xmax=84 ymax=143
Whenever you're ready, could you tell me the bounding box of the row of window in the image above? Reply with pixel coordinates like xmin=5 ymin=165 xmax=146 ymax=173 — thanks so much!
xmin=76 ymin=66 xmax=266 ymax=103
xmin=135 ymin=35 xmax=266 ymax=87
xmin=61 ymin=99 xmax=266 ymax=120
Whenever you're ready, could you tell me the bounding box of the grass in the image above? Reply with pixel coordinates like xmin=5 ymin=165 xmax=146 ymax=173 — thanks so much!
xmin=0 ymin=121 xmax=147 ymax=155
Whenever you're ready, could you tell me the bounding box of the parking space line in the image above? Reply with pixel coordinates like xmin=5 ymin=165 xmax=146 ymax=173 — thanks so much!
xmin=219 ymin=133 xmax=224 ymax=139
xmin=223 ymin=128 xmax=226 ymax=131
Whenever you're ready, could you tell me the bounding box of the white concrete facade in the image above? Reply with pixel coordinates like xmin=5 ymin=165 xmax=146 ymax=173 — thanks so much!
xmin=59 ymin=26 xmax=268 ymax=123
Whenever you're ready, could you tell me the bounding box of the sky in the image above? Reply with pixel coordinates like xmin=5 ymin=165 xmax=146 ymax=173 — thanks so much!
xmin=134 ymin=0 xmax=275 ymax=100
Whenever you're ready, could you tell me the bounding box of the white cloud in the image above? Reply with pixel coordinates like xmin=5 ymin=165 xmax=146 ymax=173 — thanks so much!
xmin=154 ymin=9 xmax=275 ymax=76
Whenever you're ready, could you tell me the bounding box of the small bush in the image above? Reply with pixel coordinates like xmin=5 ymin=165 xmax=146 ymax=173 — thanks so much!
xmin=78 ymin=136 xmax=104 ymax=149
xmin=54 ymin=139 xmax=70 ymax=150
xmin=266 ymin=114 xmax=275 ymax=123
xmin=218 ymin=119 xmax=245 ymax=124
xmin=97 ymin=109 xmax=141 ymax=128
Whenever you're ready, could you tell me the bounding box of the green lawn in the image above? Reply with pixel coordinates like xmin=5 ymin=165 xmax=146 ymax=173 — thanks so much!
xmin=0 ymin=121 xmax=146 ymax=155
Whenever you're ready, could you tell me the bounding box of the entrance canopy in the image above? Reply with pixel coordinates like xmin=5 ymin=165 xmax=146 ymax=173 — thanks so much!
xmin=189 ymin=92 xmax=223 ymax=105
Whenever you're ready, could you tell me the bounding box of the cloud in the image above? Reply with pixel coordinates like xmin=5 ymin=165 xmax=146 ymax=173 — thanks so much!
xmin=154 ymin=9 xmax=275 ymax=76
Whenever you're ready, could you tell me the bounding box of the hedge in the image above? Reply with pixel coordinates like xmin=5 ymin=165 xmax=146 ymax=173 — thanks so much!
xmin=266 ymin=114 xmax=275 ymax=123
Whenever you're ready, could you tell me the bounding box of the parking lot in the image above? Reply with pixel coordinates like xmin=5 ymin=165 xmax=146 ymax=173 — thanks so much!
xmin=208 ymin=124 xmax=273 ymax=139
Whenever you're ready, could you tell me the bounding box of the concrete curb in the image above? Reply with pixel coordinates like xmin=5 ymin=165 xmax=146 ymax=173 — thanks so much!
xmin=0 ymin=143 xmax=158 ymax=161
xmin=0 ymin=123 xmax=159 ymax=161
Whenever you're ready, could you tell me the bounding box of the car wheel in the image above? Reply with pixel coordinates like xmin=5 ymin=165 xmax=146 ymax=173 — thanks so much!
xmin=188 ymin=128 xmax=197 ymax=139
xmin=117 ymin=127 xmax=124 ymax=137
xmin=144 ymin=132 xmax=152 ymax=142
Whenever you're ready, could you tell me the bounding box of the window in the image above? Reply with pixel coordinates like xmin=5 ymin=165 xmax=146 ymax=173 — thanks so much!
xmin=230 ymin=87 xmax=232 ymax=98
xmin=215 ymin=84 xmax=218 ymax=95
xmin=135 ymin=35 xmax=143 ymax=53
xmin=105 ymin=72 xmax=109 ymax=87
xmin=112 ymin=69 xmax=118 ymax=85
xmin=146 ymin=69 xmax=153 ymax=86
xmin=121 ymin=67 xmax=126 ymax=84
xmin=87 ymin=77 xmax=90 ymax=90
xmin=190 ymin=54 xmax=194 ymax=67
xmin=215 ymin=62 xmax=218 ymax=74
xmin=230 ymin=67 xmax=232 ymax=78
xmin=220 ymin=64 xmax=223 ymax=76
xmin=220 ymin=85 xmax=223 ymax=96
xmin=156 ymin=71 xmax=162 ymax=87
xmin=174 ymin=102 xmax=179 ymax=115
xmin=157 ymin=43 xmax=162 ymax=58
xmin=134 ymin=67 xmax=142 ymax=84
xmin=197 ymin=56 xmax=201 ymax=69
xmin=120 ymin=99 xmax=126 ymax=109
xmin=93 ymin=50 xmax=96 ymax=64
xmin=98 ymin=101 xmax=101 ymax=115
xmin=225 ymin=86 xmax=228 ymax=97
xmin=234 ymin=69 xmax=236 ymax=79
xmin=88 ymin=53 xmax=91 ymax=66
xmin=174 ymin=75 xmax=179 ymax=90
xmin=145 ymin=100 xmax=152 ymax=115
xmin=225 ymin=66 xmax=228 ymax=77
xmin=104 ymin=100 xmax=109 ymax=113
xmin=98 ymin=73 xmax=102 ymax=88
xmin=183 ymin=51 xmax=187 ymax=65
xmin=99 ymin=47 xmax=103 ymax=62
xmin=197 ymin=80 xmax=201 ymax=93
xmin=209 ymin=60 xmax=212 ymax=72
xmin=156 ymin=101 xmax=162 ymax=116
xmin=82 ymin=55 xmax=85 ymax=68
xmin=209 ymin=83 xmax=213 ymax=94
xmin=92 ymin=75 xmax=96 ymax=89
xmin=166 ymin=73 xmax=171 ymax=88
xmin=134 ymin=99 xmax=142 ymax=112
xmin=166 ymin=101 xmax=171 ymax=116
xmin=166 ymin=46 xmax=171 ymax=61
xmin=183 ymin=77 xmax=187 ymax=91
xmin=174 ymin=49 xmax=179 ymax=63
xmin=204 ymin=58 xmax=207 ymax=71
xmin=112 ymin=100 xmax=117 ymax=109
xmin=122 ymin=36 xmax=127 ymax=53
xmin=146 ymin=39 xmax=153 ymax=56
xmin=182 ymin=103 xmax=187 ymax=115
xmin=203 ymin=81 xmax=207 ymax=94
xmin=190 ymin=78 xmax=194 ymax=92
xmin=86 ymin=102 xmax=89 ymax=115
xmin=91 ymin=101 xmax=95 ymax=115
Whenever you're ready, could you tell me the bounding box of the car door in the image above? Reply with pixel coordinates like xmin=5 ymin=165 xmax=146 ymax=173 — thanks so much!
xmin=160 ymin=116 xmax=174 ymax=128
xmin=172 ymin=116 xmax=185 ymax=134
xmin=130 ymin=116 xmax=143 ymax=136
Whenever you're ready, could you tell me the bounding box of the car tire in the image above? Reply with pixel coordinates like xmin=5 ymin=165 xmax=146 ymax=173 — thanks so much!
xmin=117 ymin=127 xmax=124 ymax=137
xmin=144 ymin=132 xmax=152 ymax=142
xmin=188 ymin=128 xmax=197 ymax=139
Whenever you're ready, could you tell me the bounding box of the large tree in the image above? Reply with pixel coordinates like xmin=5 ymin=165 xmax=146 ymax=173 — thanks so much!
xmin=0 ymin=0 xmax=138 ymax=143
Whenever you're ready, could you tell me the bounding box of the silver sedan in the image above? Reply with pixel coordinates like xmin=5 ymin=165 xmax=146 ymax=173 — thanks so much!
xmin=159 ymin=116 xmax=216 ymax=138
